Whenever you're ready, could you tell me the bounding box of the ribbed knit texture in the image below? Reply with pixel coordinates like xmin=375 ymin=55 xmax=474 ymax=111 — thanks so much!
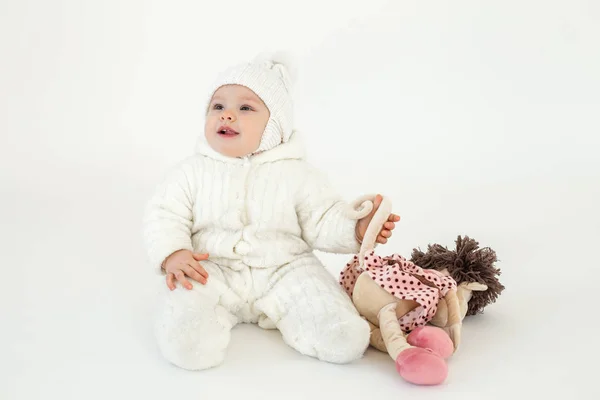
xmin=143 ymin=132 xmax=366 ymax=275
xmin=154 ymin=253 xmax=371 ymax=370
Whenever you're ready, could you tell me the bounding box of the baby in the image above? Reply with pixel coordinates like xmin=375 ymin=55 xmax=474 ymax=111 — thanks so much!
xmin=143 ymin=52 xmax=400 ymax=370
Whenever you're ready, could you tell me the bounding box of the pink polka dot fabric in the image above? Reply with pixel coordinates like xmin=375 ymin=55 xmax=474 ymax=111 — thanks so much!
xmin=339 ymin=251 xmax=457 ymax=333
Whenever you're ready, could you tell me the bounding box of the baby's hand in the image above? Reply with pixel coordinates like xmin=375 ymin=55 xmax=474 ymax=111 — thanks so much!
xmin=162 ymin=250 xmax=209 ymax=290
xmin=355 ymin=194 xmax=401 ymax=245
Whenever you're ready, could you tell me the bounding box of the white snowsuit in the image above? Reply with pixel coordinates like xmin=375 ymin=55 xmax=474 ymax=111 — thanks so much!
xmin=143 ymin=131 xmax=372 ymax=370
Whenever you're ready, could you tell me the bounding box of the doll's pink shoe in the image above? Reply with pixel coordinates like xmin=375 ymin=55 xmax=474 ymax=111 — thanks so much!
xmin=407 ymin=326 xmax=454 ymax=359
xmin=395 ymin=347 xmax=448 ymax=385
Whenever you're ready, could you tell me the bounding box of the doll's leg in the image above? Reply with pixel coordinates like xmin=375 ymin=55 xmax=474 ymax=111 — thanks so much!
xmin=406 ymin=326 xmax=454 ymax=359
xmin=369 ymin=307 xmax=453 ymax=358
xmin=366 ymin=320 xmax=388 ymax=353
xmin=254 ymin=256 xmax=370 ymax=364
xmin=154 ymin=261 xmax=238 ymax=370
xmin=379 ymin=303 xmax=448 ymax=385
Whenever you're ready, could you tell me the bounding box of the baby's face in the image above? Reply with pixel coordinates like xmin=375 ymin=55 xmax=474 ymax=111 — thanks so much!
xmin=204 ymin=84 xmax=270 ymax=158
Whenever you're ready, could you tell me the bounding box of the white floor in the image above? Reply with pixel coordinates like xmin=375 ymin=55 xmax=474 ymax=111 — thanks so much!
xmin=2 ymin=170 xmax=598 ymax=400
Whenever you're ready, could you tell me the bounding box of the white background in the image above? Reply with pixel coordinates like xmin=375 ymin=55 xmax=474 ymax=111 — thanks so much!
xmin=1 ymin=0 xmax=599 ymax=398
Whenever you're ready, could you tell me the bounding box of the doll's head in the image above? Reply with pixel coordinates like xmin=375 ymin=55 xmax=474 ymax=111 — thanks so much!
xmin=203 ymin=52 xmax=295 ymax=158
xmin=410 ymin=235 xmax=505 ymax=316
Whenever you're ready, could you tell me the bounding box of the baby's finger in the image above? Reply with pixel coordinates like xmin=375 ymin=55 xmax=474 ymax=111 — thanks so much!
xmin=175 ymin=270 xmax=193 ymax=290
xmin=185 ymin=264 xmax=207 ymax=285
xmin=384 ymin=222 xmax=395 ymax=230
xmin=380 ymin=230 xmax=392 ymax=238
xmin=389 ymin=214 xmax=401 ymax=222
xmin=166 ymin=273 xmax=176 ymax=290
xmin=193 ymin=252 xmax=209 ymax=261
xmin=190 ymin=260 xmax=209 ymax=279
xmin=377 ymin=236 xmax=388 ymax=244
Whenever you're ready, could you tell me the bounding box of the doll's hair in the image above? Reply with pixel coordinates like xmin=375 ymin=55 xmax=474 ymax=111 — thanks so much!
xmin=410 ymin=236 xmax=505 ymax=316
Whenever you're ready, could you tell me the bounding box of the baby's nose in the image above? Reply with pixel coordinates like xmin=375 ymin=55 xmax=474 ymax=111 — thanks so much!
xmin=220 ymin=111 xmax=236 ymax=121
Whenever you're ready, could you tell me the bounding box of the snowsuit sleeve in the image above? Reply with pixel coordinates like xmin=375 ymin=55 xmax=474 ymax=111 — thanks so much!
xmin=143 ymin=157 xmax=199 ymax=274
xmin=295 ymin=164 xmax=367 ymax=255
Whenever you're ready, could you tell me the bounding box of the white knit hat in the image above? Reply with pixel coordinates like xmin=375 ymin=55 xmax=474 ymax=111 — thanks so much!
xmin=205 ymin=52 xmax=295 ymax=154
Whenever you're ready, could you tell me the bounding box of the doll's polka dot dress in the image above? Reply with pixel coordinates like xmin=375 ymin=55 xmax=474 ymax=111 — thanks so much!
xmin=339 ymin=251 xmax=457 ymax=333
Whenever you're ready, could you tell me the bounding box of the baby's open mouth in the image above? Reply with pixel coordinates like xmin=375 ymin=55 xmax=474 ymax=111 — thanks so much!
xmin=218 ymin=126 xmax=239 ymax=136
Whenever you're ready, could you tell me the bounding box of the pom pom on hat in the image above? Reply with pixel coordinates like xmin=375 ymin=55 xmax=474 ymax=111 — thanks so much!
xmin=253 ymin=51 xmax=297 ymax=92
xmin=206 ymin=51 xmax=296 ymax=154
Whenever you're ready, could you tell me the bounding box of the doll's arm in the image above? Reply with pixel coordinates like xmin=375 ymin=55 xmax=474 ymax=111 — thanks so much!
xmin=443 ymin=289 xmax=462 ymax=351
xmin=143 ymin=157 xmax=199 ymax=274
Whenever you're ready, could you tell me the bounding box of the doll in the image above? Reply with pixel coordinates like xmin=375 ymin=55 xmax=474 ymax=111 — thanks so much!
xmin=339 ymin=196 xmax=504 ymax=385
xmin=410 ymin=235 xmax=505 ymax=319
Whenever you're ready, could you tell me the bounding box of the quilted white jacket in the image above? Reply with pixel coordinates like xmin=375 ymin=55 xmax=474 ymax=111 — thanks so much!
xmin=143 ymin=131 xmax=371 ymax=273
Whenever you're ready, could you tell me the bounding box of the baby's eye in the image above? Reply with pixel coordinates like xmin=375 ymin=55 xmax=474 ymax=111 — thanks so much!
xmin=240 ymin=105 xmax=253 ymax=111
xmin=213 ymin=104 xmax=223 ymax=110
